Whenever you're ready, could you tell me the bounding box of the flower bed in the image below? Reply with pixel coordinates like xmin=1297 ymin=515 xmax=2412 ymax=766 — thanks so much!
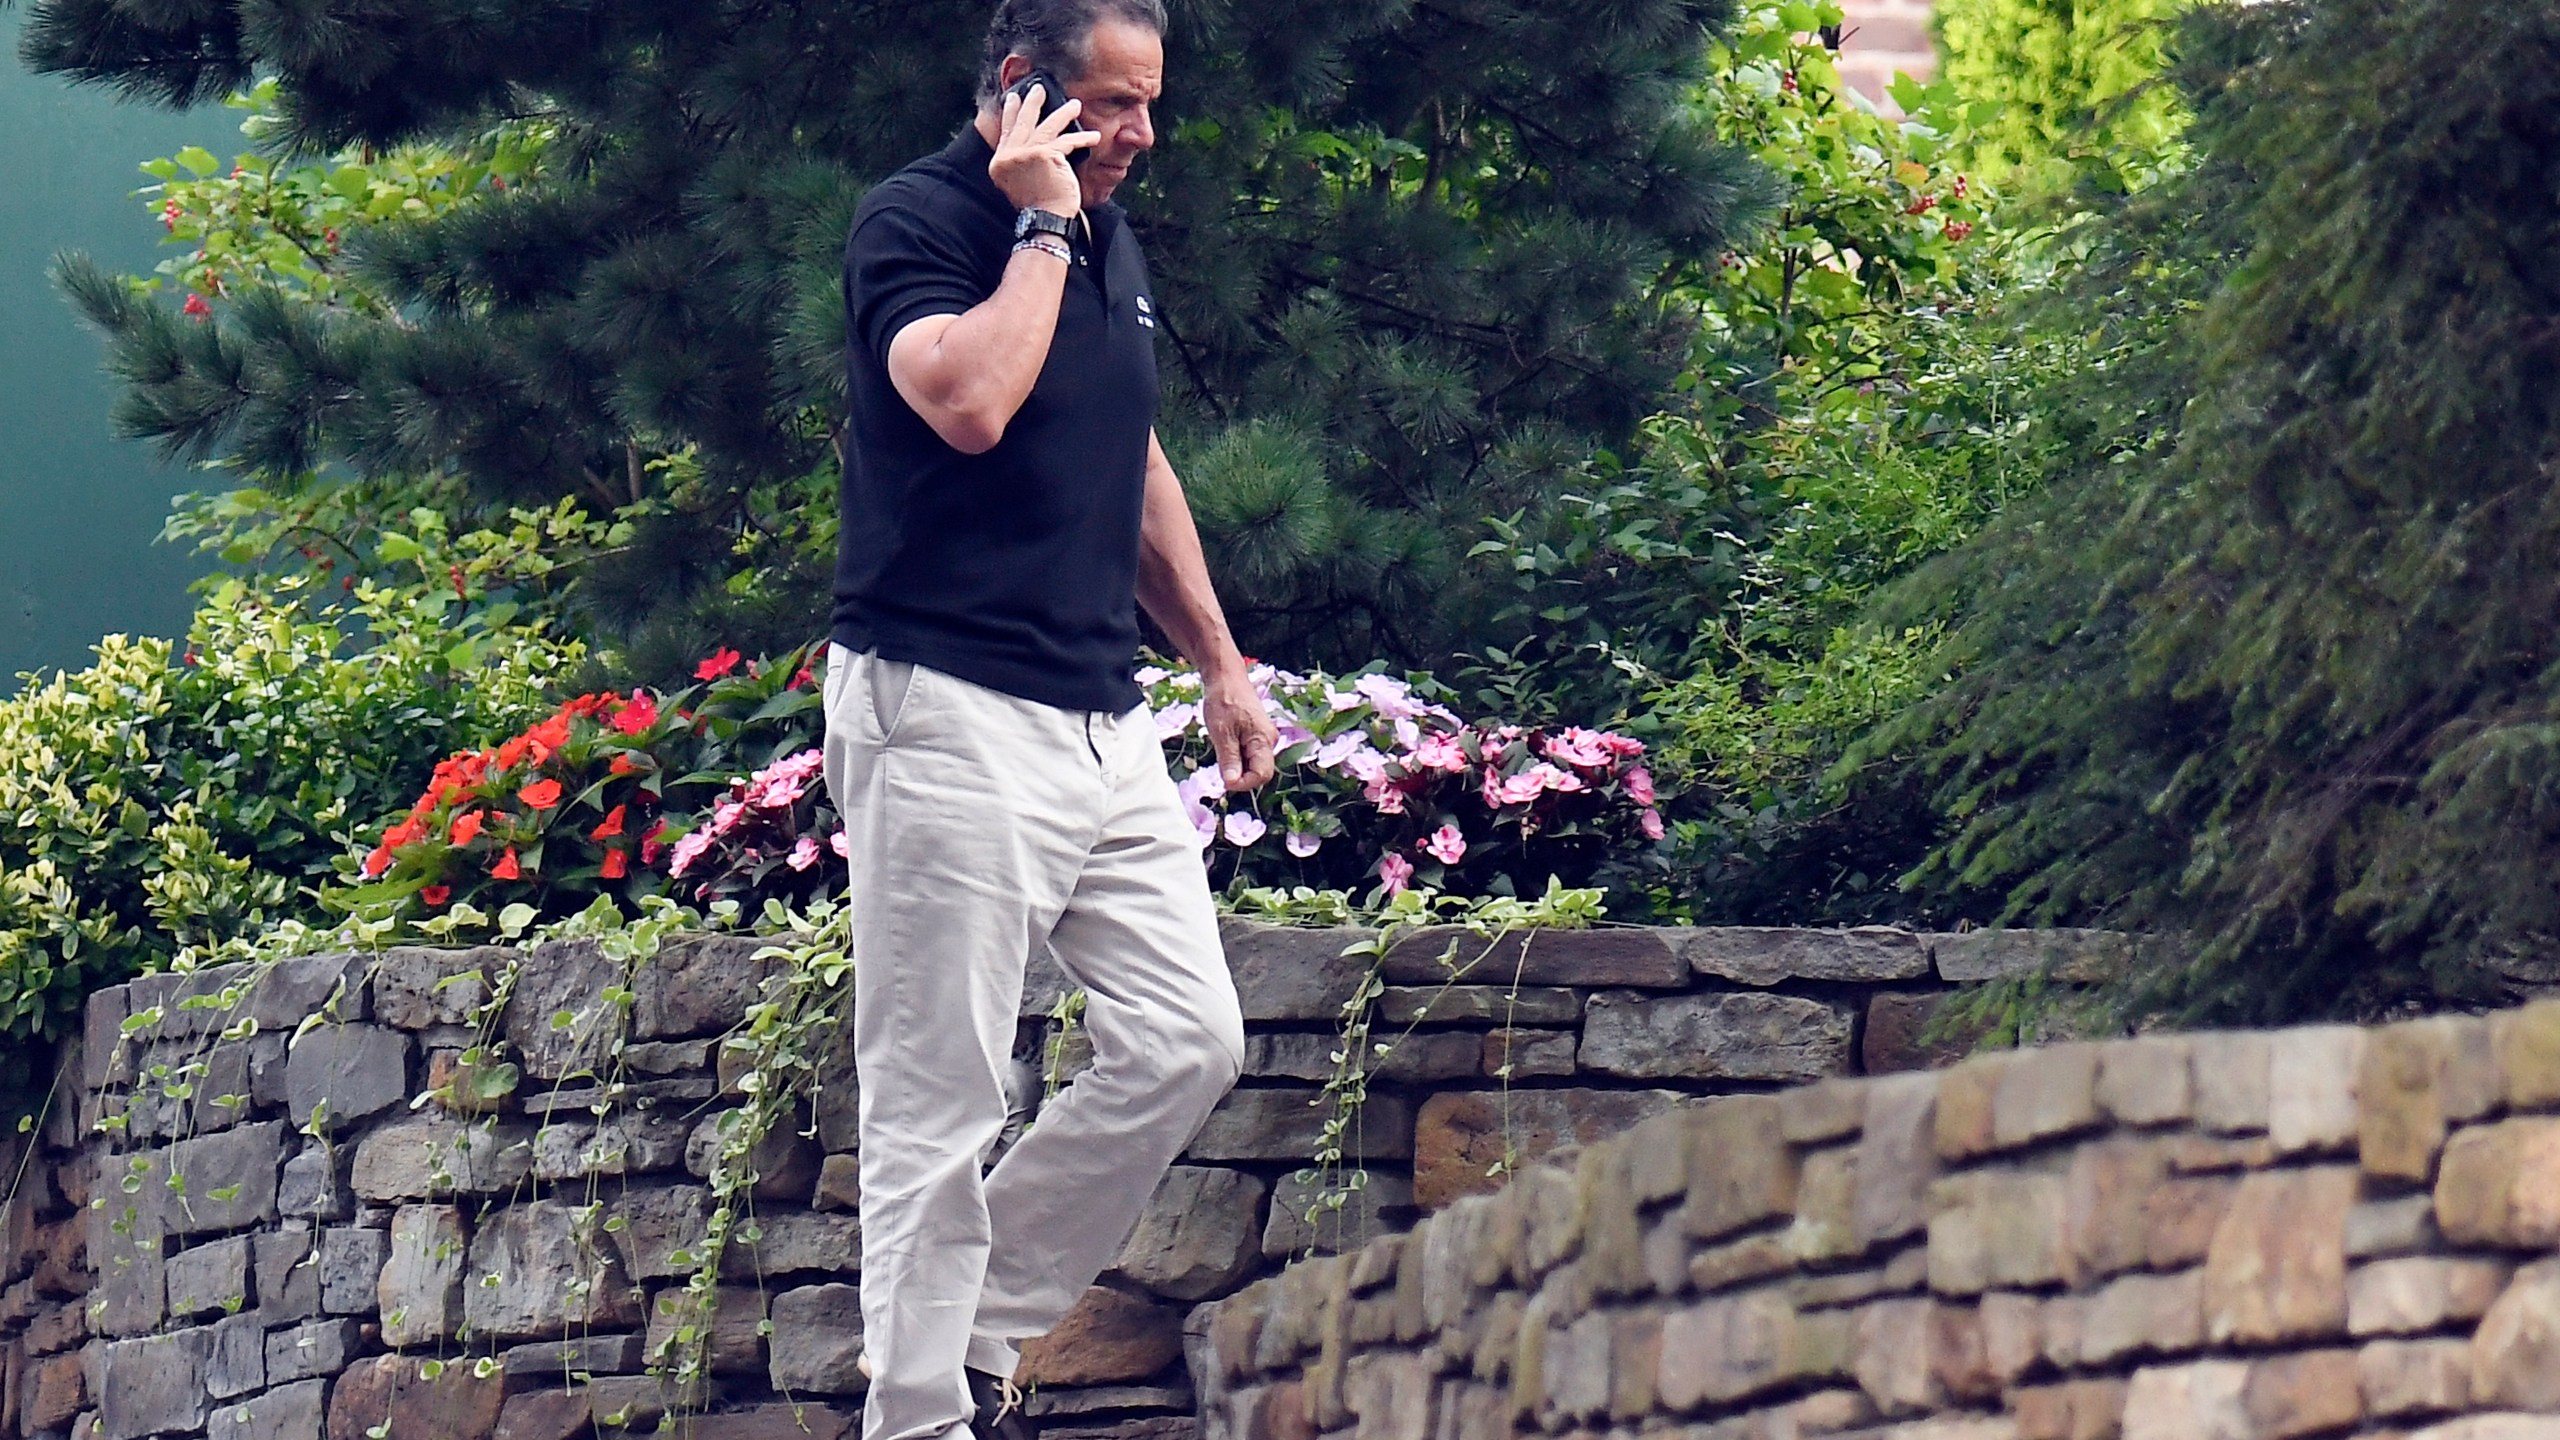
xmin=347 ymin=651 xmax=1669 ymax=919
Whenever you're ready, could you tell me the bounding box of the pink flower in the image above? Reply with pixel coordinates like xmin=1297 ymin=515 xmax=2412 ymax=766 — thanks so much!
xmin=787 ymin=835 xmax=822 ymax=871
xmin=1624 ymin=766 xmax=1656 ymax=806
xmin=1378 ymin=852 xmax=1415 ymax=897
xmin=1640 ymin=808 xmax=1666 ymax=840
xmin=1310 ymin=731 xmax=1366 ymax=770
xmin=1482 ymin=768 xmax=1510 ymax=809
xmin=829 ymin=829 xmax=852 ymax=858
xmin=1176 ymin=767 xmax=1225 ymax=846
xmin=1364 ymin=778 xmax=1408 ymax=815
xmin=183 ymin=293 xmax=211 ymax=320
xmin=1423 ymin=824 xmax=1467 ymax=864
xmin=1341 ymin=746 xmax=1389 ymax=784
xmin=1600 ymin=732 xmax=1647 ymax=758
xmin=1528 ymin=762 xmax=1585 ymax=794
xmin=1222 ymin=812 xmax=1268 ymax=847
xmin=667 ymin=830 xmax=715 ymax=877
xmin=1543 ymin=727 xmax=1612 ymax=768
xmin=1153 ymin=701 xmax=1200 ymax=741
xmin=1353 ymin=673 xmax=1423 ymax=721
xmin=1285 ymin=829 xmax=1322 ymax=858
xmin=744 ymin=749 xmax=824 ymax=809
xmin=1412 ymin=734 xmax=1469 ymax=773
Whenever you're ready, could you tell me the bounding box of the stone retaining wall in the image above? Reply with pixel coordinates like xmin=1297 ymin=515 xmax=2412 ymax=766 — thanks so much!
xmin=1195 ymin=1004 xmax=2560 ymax=1439
xmin=0 ymin=920 xmax=2118 ymax=1440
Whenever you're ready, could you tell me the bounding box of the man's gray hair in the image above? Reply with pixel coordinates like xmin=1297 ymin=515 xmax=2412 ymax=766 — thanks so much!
xmin=974 ymin=0 xmax=1168 ymax=104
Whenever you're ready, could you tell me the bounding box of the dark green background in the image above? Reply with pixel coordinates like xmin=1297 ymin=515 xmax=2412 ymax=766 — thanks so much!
xmin=2 ymin=11 xmax=222 ymax=690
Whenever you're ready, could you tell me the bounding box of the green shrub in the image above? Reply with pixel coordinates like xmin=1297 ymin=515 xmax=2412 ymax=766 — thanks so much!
xmin=1881 ymin=0 xmax=2560 ymax=1021
xmin=1933 ymin=0 xmax=2189 ymax=195
xmin=0 ymin=531 xmax=578 ymax=1100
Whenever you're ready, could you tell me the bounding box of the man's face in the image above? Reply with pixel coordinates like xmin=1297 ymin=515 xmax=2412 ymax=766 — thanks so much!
xmin=1060 ymin=18 xmax=1161 ymax=208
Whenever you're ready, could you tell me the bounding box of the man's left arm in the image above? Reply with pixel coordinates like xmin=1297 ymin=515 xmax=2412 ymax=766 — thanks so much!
xmin=1137 ymin=429 xmax=1277 ymax=793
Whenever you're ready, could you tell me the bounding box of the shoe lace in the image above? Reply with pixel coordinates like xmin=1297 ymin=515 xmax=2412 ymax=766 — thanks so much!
xmin=991 ymin=1376 xmax=1026 ymax=1422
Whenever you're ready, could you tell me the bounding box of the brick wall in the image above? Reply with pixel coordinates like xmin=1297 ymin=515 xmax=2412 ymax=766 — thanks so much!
xmin=1834 ymin=0 xmax=1939 ymax=107
xmin=1196 ymin=1006 xmax=2560 ymax=1439
xmin=0 ymin=920 xmax=2115 ymax=1440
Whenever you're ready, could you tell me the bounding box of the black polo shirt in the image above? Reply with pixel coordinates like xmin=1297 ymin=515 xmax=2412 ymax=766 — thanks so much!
xmin=834 ymin=124 xmax=1160 ymax=714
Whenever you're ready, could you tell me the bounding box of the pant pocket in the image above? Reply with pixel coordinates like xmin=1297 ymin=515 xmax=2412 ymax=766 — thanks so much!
xmin=869 ymin=655 xmax=919 ymax=744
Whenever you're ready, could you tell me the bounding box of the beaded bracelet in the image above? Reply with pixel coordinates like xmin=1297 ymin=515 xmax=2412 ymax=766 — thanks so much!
xmin=1013 ymin=236 xmax=1072 ymax=265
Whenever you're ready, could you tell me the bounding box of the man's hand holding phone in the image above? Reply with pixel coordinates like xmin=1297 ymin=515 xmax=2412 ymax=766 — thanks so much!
xmin=991 ymin=80 xmax=1098 ymax=217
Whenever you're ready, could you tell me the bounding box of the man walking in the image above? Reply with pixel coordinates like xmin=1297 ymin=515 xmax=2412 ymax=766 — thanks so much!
xmin=823 ymin=1 xmax=1275 ymax=1436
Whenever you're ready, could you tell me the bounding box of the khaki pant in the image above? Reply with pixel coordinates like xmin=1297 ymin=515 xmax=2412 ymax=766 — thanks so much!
xmin=821 ymin=645 xmax=1245 ymax=1440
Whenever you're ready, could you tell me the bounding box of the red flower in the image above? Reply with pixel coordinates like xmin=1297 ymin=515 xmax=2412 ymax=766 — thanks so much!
xmin=610 ymin=691 xmax=659 ymax=735
xmin=609 ymin=753 xmax=641 ymax=776
xmin=590 ymin=804 xmax=628 ymax=841
xmin=641 ymin=819 xmax=669 ymax=866
xmin=600 ymin=849 xmax=630 ymax=880
xmin=382 ymin=816 xmax=428 ymax=850
xmin=362 ymin=845 xmax=393 ymax=878
xmin=525 ymin=715 xmax=573 ymax=761
xmin=420 ymin=885 xmax=452 ymax=907
xmin=183 ymin=293 xmax=211 ymax=320
xmin=449 ymin=810 xmax=486 ymax=846
xmin=495 ymin=735 xmax=533 ymax=769
xmin=491 ymin=848 xmax=523 ymax=880
xmin=518 ymin=778 xmax=564 ymax=810
xmin=449 ymin=564 xmax=467 ymax=601
xmin=790 ymin=665 xmax=814 ymax=690
xmin=695 ymin=647 xmax=744 ymax=681
xmin=1944 ymin=221 xmax=1975 ymax=243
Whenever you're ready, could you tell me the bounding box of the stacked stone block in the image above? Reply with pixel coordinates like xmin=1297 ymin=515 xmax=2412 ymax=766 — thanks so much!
xmin=0 ymin=920 xmax=2122 ymax=1440
xmin=1196 ymin=1002 xmax=2560 ymax=1439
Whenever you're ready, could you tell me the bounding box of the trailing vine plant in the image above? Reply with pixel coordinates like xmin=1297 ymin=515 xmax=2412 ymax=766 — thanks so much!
xmin=1251 ymin=879 xmax=1607 ymax=1258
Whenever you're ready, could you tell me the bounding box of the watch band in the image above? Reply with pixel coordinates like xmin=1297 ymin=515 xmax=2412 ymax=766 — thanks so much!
xmin=1014 ymin=207 xmax=1074 ymax=241
xmin=1013 ymin=236 xmax=1072 ymax=265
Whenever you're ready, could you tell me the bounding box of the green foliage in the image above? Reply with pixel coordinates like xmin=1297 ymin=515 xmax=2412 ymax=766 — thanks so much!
xmin=1460 ymin=3 xmax=2028 ymax=714
xmin=1443 ymin=1 xmax=2114 ymax=924
xmin=37 ymin=0 xmax=1769 ymax=675
xmin=1882 ymin=0 xmax=2560 ymax=1019
xmin=1933 ymin=0 xmax=2189 ymax=195
xmin=133 ymin=79 xmax=552 ymax=312
xmin=0 ymin=532 xmax=578 ymax=1099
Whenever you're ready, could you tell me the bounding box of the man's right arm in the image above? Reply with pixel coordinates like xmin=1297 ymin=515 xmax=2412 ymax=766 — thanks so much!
xmin=883 ymin=85 xmax=1095 ymax=455
xmin=885 ymin=249 xmax=1070 ymax=455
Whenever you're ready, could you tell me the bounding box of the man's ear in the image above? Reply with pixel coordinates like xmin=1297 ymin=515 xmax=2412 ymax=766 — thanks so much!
xmin=998 ymin=53 xmax=1035 ymax=92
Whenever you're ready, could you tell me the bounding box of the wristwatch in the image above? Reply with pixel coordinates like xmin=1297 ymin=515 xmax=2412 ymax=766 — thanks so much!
xmin=1014 ymin=207 xmax=1074 ymax=242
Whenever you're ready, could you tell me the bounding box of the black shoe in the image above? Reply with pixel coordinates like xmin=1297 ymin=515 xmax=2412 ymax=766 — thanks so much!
xmin=966 ymin=1366 xmax=1037 ymax=1440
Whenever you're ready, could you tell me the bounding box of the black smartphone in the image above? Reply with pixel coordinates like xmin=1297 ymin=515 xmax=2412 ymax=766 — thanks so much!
xmin=1006 ymin=68 xmax=1095 ymax=170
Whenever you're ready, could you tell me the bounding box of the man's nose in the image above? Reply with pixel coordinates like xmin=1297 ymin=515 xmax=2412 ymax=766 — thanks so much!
xmin=1123 ymin=104 xmax=1154 ymax=152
